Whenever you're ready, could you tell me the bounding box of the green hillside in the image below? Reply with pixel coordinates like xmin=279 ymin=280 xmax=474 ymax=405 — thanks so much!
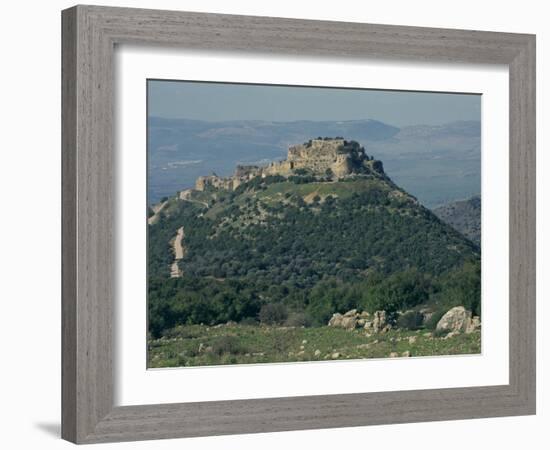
xmin=147 ymin=140 xmax=481 ymax=342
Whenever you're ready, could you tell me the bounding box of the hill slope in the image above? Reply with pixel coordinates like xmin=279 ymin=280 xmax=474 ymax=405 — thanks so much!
xmin=433 ymin=195 xmax=481 ymax=245
xmin=148 ymin=139 xmax=481 ymax=337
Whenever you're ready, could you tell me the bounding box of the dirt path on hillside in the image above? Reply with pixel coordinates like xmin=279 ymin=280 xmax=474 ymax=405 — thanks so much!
xmin=179 ymin=189 xmax=209 ymax=208
xmin=170 ymin=226 xmax=185 ymax=278
xmin=184 ymin=198 xmax=210 ymax=208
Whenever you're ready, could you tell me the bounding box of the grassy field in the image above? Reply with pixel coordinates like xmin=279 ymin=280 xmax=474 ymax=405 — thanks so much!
xmin=148 ymin=324 xmax=481 ymax=368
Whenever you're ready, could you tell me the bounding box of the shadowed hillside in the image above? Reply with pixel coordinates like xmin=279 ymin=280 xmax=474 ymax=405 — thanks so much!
xmin=433 ymin=195 xmax=481 ymax=246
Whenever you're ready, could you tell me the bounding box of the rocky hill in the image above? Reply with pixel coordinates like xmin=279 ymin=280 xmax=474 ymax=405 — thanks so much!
xmin=433 ymin=195 xmax=481 ymax=246
xmin=147 ymin=118 xmax=480 ymax=207
xmin=147 ymin=138 xmax=481 ymax=338
xmin=194 ymin=138 xmax=385 ymax=191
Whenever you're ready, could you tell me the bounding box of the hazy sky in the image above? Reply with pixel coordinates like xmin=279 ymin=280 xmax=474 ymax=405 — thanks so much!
xmin=148 ymin=80 xmax=480 ymax=127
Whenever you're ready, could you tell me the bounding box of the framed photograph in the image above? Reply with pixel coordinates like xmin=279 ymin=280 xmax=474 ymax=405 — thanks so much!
xmin=62 ymin=5 xmax=536 ymax=444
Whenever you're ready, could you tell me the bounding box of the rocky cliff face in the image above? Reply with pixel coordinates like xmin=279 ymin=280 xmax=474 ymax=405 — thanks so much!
xmin=195 ymin=138 xmax=383 ymax=191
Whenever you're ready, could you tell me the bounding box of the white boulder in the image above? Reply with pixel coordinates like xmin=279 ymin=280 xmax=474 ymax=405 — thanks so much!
xmin=436 ymin=306 xmax=472 ymax=333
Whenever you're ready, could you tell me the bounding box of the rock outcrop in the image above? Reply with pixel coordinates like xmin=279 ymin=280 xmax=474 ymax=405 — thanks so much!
xmin=328 ymin=306 xmax=480 ymax=336
xmin=328 ymin=312 xmax=357 ymax=330
xmin=370 ymin=310 xmax=390 ymax=333
xmin=328 ymin=309 xmax=391 ymax=333
xmin=436 ymin=306 xmax=480 ymax=334
xmin=436 ymin=306 xmax=470 ymax=333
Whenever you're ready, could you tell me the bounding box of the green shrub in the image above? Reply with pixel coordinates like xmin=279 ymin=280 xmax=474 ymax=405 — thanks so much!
xmin=433 ymin=328 xmax=449 ymax=338
xmin=360 ymin=269 xmax=433 ymax=314
xmin=434 ymin=261 xmax=481 ymax=316
xmin=396 ymin=311 xmax=424 ymax=330
xmin=239 ymin=316 xmax=259 ymax=326
xmin=259 ymin=303 xmax=288 ymax=325
xmin=272 ymin=333 xmax=293 ymax=353
xmin=285 ymin=312 xmax=312 ymax=328
xmin=425 ymin=309 xmax=447 ymax=330
xmin=211 ymin=336 xmax=248 ymax=356
xmin=185 ymin=346 xmax=199 ymax=357
xmin=161 ymin=326 xmax=201 ymax=340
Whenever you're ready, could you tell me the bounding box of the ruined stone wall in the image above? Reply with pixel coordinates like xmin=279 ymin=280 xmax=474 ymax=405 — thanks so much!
xmin=262 ymin=160 xmax=293 ymax=176
xmin=194 ymin=139 xmax=378 ymax=192
xmin=288 ymin=139 xmax=345 ymax=162
xmin=195 ymin=175 xmax=236 ymax=191
xmin=234 ymin=165 xmax=261 ymax=178
xmin=286 ymin=139 xmax=353 ymax=176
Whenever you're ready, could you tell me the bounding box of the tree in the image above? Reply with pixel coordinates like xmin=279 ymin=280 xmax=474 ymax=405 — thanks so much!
xmin=258 ymin=303 xmax=288 ymax=325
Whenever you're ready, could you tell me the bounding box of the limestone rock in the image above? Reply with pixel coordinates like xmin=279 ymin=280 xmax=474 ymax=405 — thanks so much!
xmin=341 ymin=315 xmax=358 ymax=330
xmin=328 ymin=310 xmax=361 ymax=330
xmin=436 ymin=306 xmax=472 ymax=333
xmin=372 ymin=310 xmax=389 ymax=333
xmin=328 ymin=313 xmax=344 ymax=328
xmin=466 ymin=316 xmax=481 ymax=334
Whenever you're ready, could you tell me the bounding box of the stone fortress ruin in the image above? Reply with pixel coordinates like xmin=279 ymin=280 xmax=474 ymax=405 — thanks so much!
xmin=195 ymin=138 xmax=384 ymax=192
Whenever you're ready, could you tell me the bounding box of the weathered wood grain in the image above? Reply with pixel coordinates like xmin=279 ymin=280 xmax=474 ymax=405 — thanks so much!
xmin=61 ymin=5 xmax=536 ymax=444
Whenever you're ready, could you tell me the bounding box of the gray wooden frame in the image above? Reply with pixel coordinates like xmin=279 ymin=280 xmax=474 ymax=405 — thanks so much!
xmin=61 ymin=4 xmax=536 ymax=444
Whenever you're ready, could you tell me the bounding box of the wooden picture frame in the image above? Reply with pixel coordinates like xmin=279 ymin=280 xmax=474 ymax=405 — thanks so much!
xmin=61 ymin=5 xmax=536 ymax=444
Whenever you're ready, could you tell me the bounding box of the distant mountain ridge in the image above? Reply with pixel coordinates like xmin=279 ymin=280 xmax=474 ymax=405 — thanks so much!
xmin=148 ymin=117 xmax=400 ymax=141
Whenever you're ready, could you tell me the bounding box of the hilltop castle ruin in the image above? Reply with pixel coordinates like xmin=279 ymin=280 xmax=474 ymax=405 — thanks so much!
xmin=195 ymin=138 xmax=383 ymax=192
